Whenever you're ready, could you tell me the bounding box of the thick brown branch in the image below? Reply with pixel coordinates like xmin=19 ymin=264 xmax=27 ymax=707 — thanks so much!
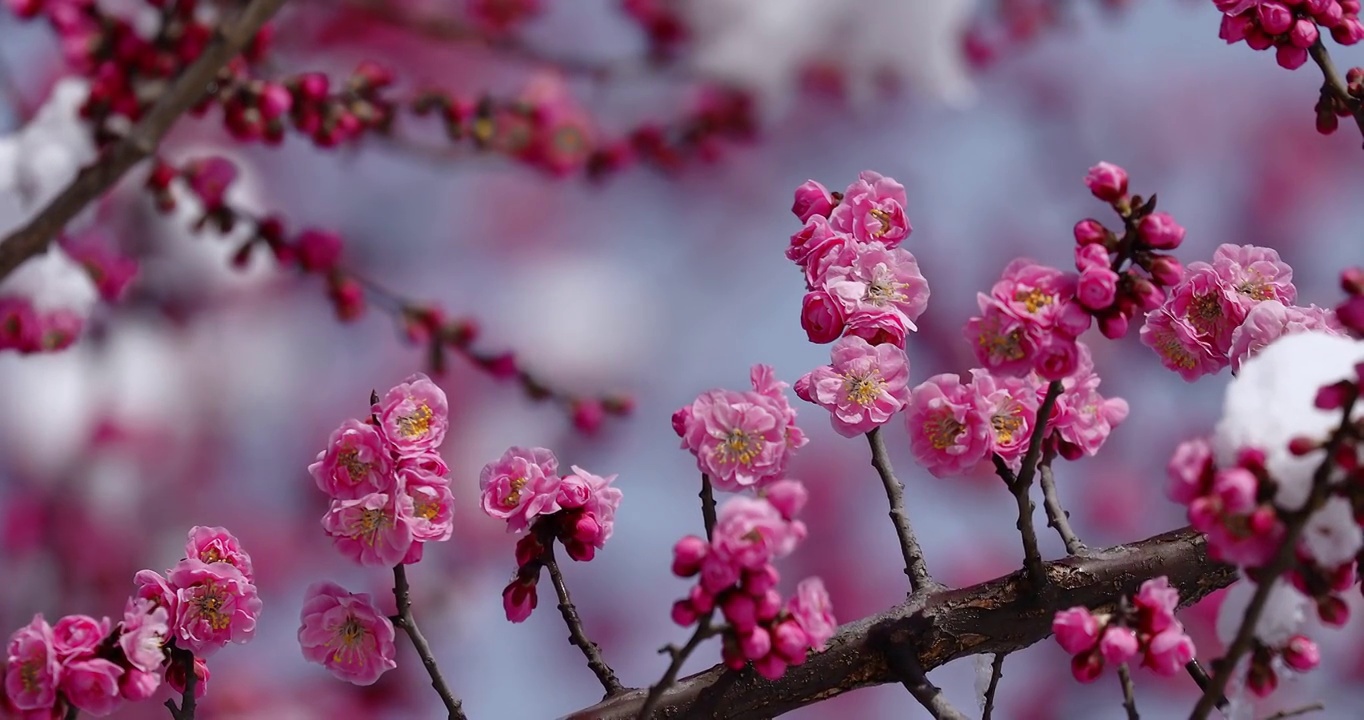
xmin=564 ymin=526 xmax=1234 ymax=720
xmin=0 ymin=0 xmax=289 ymax=283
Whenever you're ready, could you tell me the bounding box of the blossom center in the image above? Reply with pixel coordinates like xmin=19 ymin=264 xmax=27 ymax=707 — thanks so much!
xmin=20 ymin=659 xmax=41 ymax=693
xmin=843 ymin=371 xmax=886 ymax=406
xmin=866 ymin=265 xmax=907 ymax=305
xmin=190 ymin=585 xmax=232 ymax=631
xmin=977 ymin=324 xmax=1026 ymax=362
xmin=338 ymin=448 xmax=371 ymax=481
xmin=719 ymin=428 xmax=761 ymax=465
xmin=331 ymin=616 xmax=370 ymax=666
xmin=1013 ymin=288 xmax=1054 ymax=314
xmin=991 ymin=413 xmax=1023 ymax=444
xmin=868 ymin=208 xmax=893 ymax=236
xmin=1153 ymin=328 xmax=1197 ymax=370
xmin=502 ymin=476 xmax=527 ymax=507
xmin=926 ymin=410 xmax=965 ymax=450
xmin=355 ymin=507 xmax=391 ymax=545
xmin=396 ymin=403 xmax=433 ymax=440
xmin=200 ymin=547 xmax=224 ymax=564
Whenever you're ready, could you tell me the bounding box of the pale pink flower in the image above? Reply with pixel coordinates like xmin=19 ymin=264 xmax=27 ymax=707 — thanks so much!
xmin=1051 ymin=365 xmax=1129 ymax=460
xmin=132 ymin=570 xmax=178 ymax=617
xmin=907 ymin=373 xmax=990 ymax=477
xmin=763 ymin=479 xmax=808 ymax=520
xmin=184 ymin=526 xmax=254 ymax=582
xmin=374 ymin=373 xmax=448 ymax=454
xmin=791 ymin=179 xmax=837 ymax=223
xmin=786 ymin=215 xmax=840 ymax=267
xmin=968 ymin=369 xmax=1038 ymax=468
xmin=397 ymin=450 xmax=450 ymax=477
xmin=51 ymin=615 xmax=109 ymax=660
xmin=1052 ymin=607 xmax=1100 ymax=654
xmin=118 ymin=598 xmax=169 ymax=674
xmin=1229 ymin=300 xmax=1344 ymax=373
xmin=559 ymin=465 xmax=624 ymax=561
xmin=309 ymin=419 xmax=396 ymax=499
xmin=166 ymin=559 xmax=262 ymax=655
xmin=712 ymin=495 xmax=806 ymax=569
xmin=678 ymin=377 xmax=802 ymax=492
xmin=799 ymin=336 xmax=910 ymax=437
xmin=749 ymin=364 xmax=809 ymax=453
xmin=844 ymin=307 xmax=909 ymax=348
xmin=1140 ymin=308 xmax=1227 ymax=381
xmin=59 ymin=659 xmax=122 ymax=716
xmin=798 ymin=225 xmax=857 ymax=289
xmin=989 ymin=259 xmax=1089 ymax=337
xmin=322 ymin=492 xmax=415 ymax=566
xmin=786 ymin=577 xmax=836 ymax=651
xmin=4 ymin=615 xmax=60 ymax=710
xmin=478 ymin=446 xmax=563 ymax=532
xmin=1098 ymin=626 xmax=1138 ymax=664
xmin=403 ymin=468 xmax=455 ymax=544
xmin=297 ymin=582 xmax=397 ymax=686
xmin=823 ymin=245 xmax=929 ymax=331
xmin=1212 ymin=243 xmax=1296 ymax=308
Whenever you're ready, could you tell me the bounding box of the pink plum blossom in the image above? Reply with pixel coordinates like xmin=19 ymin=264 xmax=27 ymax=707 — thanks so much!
xmin=1212 ymin=243 xmax=1296 ymax=307
xmin=322 ymin=492 xmax=416 ymax=566
xmin=118 ymin=599 xmax=169 ymax=674
xmin=1052 ymin=607 xmax=1100 ymax=654
xmin=844 ymin=307 xmax=910 ymax=347
xmin=59 ymin=658 xmax=122 ymax=716
xmin=559 ymin=465 xmax=624 ymax=562
xmin=166 ymin=559 xmax=262 ymax=655
xmin=829 ymin=170 xmax=911 ymax=246
xmin=403 ymin=468 xmax=455 ymax=544
xmin=1229 ymin=300 xmax=1343 ymax=373
xmin=823 ymin=244 xmax=929 ymax=332
xmin=1143 ymin=627 xmax=1196 ymax=676
xmin=297 ymin=582 xmax=397 ymax=686
xmin=799 ymin=290 xmax=846 ymax=344
xmin=964 ymin=300 xmax=1036 ymax=377
xmin=132 ymin=570 xmax=178 ymax=617
xmin=373 ymin=373 xmax=449 ymax=454
xmin=798 ymin=336 xmax=911 ymax=437
xmin=786 ymin=578 xmax=836 ymax=651
xmin=503 ymin=579 xmax=538 ymax=623
xmin=907 ymin=374 xmax=990 ymax=478
xmin=185 ymin=525 xmax=255 ymax=582
xmin=1098 ymin=626 xmax=1138 ymax=664
xmin=791 ymin=179 xmax=837 ymax=223
xmin=1084 ymin=162 xmax=1128 ymax=202
xmin=51 ymin=615 xmax=109 ymax=660
xmin=479 ymin=446 xmax=563 ymax=532
xmin=968 ymin=370 xmax=1038 ymax=468
xmin=1140 ymin=308 xmax=1227 ymax=381
xmin=4 ymin=615 xmax=60 ymax=711
xmin=1051 ymin=362 xmax=1129 ymax=460
xmin=711 ymin=494 xmax=806 ymax=570
xmin=308 ymin=419 xmax=396 ymax=499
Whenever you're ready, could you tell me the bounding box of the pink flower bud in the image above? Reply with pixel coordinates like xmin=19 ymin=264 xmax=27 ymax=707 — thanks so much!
xmin=571 ymin=399 xmax=605 ymax=434
xmin=1249 ymin=505 xmax=1280 ymax=535
xmin=764 ymin=480 xmax=809 ymax=520
xmin=1318 ymin=594 xmax=1350 ymax=626
xmin=1074 ymin=219 xmax=1108 ymax=246
xmin=1283 ymin=635 xmax=1320 ymax=671
xmin=1258 ymin=2 xmax=1294 ymax=34
xmin=1052 ymin=607 xmax=1101 ymax=654
xmin=722 ymin=639 xmax=747 ymax=671
xmin=165 ymin=656 xmax=210 ymax=699
xmin=1213 ymin=467 xmax=1258 ymax=514
xmin=297 ymin=72 xmax=330 ymax=101
xmin=671 ymin=600 xmax=697 ymax=627
xmin=294 ymin=228 xmax=343 ymax=273
xmin=742 ymin=564 xmax=780 ymax=596
xmin=792 ymin=180 xmax=837 ymax=223
xmin=800 ymin=291 xmax=847 ymax=344
xmin=756 ymin=589 xmax=783 ymax=621
xmin=1290 ymin=18 xmax=1321 ymax=47
xmin=1331 ymin=17 xmax=1364 ymax=45
xmin=1099 ymin=625 xmax=1138 ymax=664
xmin=1130 ymin=277 xmax=1165 ymax=311
xmin=259 ymin=83 xmax=293 ymax=119
xmin=514 ymin=534 xmax=544 ymax=568
xmin=1077 ymin=268 xmax=1119 ymax=311
xmin=722 ymin=593 xmax=758 ymax=634
xmin=740 ymin=627 xmax=772 ymax=660
xmin=1084 ymin=162 xmax=1128 ymax=202
xmin=502 ymin=580 xmax=538 ymax=623
xmin=1341 ymin=266 xmax=1364 ymax=295
xmin=571 ymin=513 xmax=602 ymax=543
xmin=1137 ymin=212 xmax=1185 ymax=250
xmin=672 ymin=536 xmax=709 ymax=577
xmin=1071 ymin=649 xmax=1105 ymax=683
xmin=1335 ymin=295 xmax=1364 ymax=334
xmin=1276 ymin=44 xmax=1310 ymax=70
xmin=1315 ymin=380 xmax=1354 ymax=410
xmin=753 ymin=652 xmax=787 ymax=680
xmin=772 ymin=619 xmax=810 ymax=661
xmin=1148 ymin=256 xmax=1184 ymax=287
xmin=689 ymin=584 xmax=716 ymax=614
xmin=1074 ymin=242 xmax=1110 ymax=272
xmin=671 ymin=406 xmax=692 ymax=437
xmin=1098 ymin=311 xmax=1130 ymax=339
xmin=1247 ymin=664 xmax=1278 ymax=697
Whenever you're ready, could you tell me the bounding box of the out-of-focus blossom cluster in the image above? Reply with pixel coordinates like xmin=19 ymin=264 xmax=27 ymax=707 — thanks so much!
xmin=2 ymin=526 xmax=259 ymax=717
xmin=1213 ymin=0 xmax=1364 ymax=70
xmin=482 ymin=446 xmax=624 ymax=622
xmin=1052 ymin=576 xmax=1197 ymax=683
xmin=668 ymin=481 xmax=836 ymax=680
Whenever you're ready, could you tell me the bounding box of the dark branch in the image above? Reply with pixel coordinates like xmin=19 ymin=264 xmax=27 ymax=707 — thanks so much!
xmin=163 ymin=648 xmax=197 ymax=720
xmin=699 ymin=474 xmax=717 ymax=542
xmin=0 ymin=0 xmax=290 ymax=282
xmin=1039 ymin=454 xmax=1085 ymax=555
xmin=866 ymin=427 xmax=937 ymax=593
xmin=564 ymin=526 xmax=1234 ymax=720
xmin=1004 ymin=380 xmax=1064 ymax=588
xmin=1308 ymin=38 xmax=1364 ymax=145
xmin=392 ymin=564 xmax=468 ymax=720
xmin=884 ymin=642 xmax=969 ymax=720
xmin=1263 ymin=702 xmax=1326 ymax=720
xmin=635 ymin=617 xmax=719 ymax=720
xmin=981 ymin=653 xmax=1006 ymax=720
xmin=1118 ymin=664 xmax=1139 ymax=720
xmin=544 ymin=541 xmax=626 ymax=697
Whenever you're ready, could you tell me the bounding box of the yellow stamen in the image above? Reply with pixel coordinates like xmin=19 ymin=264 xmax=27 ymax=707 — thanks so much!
xmin=843 ymin=371 xmax=886 ymax=407
xmin=396 ymin=403 xmax=433 ymax=440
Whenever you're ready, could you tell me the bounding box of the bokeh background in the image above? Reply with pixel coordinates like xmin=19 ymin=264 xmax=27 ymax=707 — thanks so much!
xmin=2 ymin=1 xmax=1364 ymax=718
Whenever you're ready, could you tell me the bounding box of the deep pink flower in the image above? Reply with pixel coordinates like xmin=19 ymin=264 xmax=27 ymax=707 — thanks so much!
xmin=118 ymin=598 xmax=169 ymax=674
xmin=310 ymin=419 xmax=397 ymax=500
xmin=322 ymin=492 xmax=415 ymax=566
xmin=791 ymin=180 xmax=837 ymax=223
xmin=59 ymin=658 xmax=122 ymax=716
xmin=907 ymin=374 xmax=990 ymax=477
xmin=51 ymin=615 xmax=109 ymax=660
xmin=1033 ymin=335 xmax=1081 ymax=382
xmin=830 ymin=170 xmax=912 ymax=247
xmin=560 ymin=465 xmax=624 ymax=560
xmin=503 ymin=578 xmax=538 ymax=623
xmin=119 ymin=668 xmax=160 ymax=701
xmin=712 ymin=495 xmax=806 ymax=570
xmin=1282 ymin=635 xmax=1320 ymax=672
xmin=1077 ymin=267 xmax=1119 ymax=311
xmin=1074 ymin=242 xmax=1110 ymax=272
xmin=1169 ymin=266 xmax=1241 ymax=353
xmin=989 ymin=259 xmax=1089 ymax=337
xmin=799 ymin=336 xmax=911 ymax=437
xmin=4 ymin=615 xmax=60 ymax=710
xmin=1137 ymin=212 xmax=1185 ymax=250
xmin=1051 ymin=364 xmax=1129 ymax=459
xmin=845 ymin=307 xmax=910 ymax=348
xmin=403 ymin=468 xmax=455 ymax=544
xmin=1074 ymin=219 xmax=1108 ymax=246
xmin=294 ymin=229 xmax=343 ymax=273
xmin=164 ymin=656 xmax=208 ymax=700
xmin=374 ymin=373 xmax=448 ymax=454
xmin=132 ymin=570 xmax=178 ymax=617
xmin=823 ymin=245 xmax=929 ymax=332
xmin=185 ymin=526 xmax=254 ymax=582
xmin=166 ymin=559 xmax=262 ymax=655
xmin=1133 ymin=576 xmax=1180 ymax=634
xmin=786 ymin=216 xmax=842 ymax=268
xmin=1084 ymin=162 xmax=1128 ymax=202
xmin=1099 ymin=625 xmax=1138 ymax=664
xmin=800 ymin=290 xmax=846 ymax=344
xmin=964 ymin=300 xmax=1037 ymax=377
xmin=786 ymin=578 xmax=837 ymax=652
xmin=969 ymin=370 xmax=1038 ymax=468
xmin=1140 ymin=308 xmax=1227 ymax=381
xmin=479 ymin=446 xmax=562 ymax=532
xmin=763 ymin=479 xmax=809 ymax=521
xmin=298 ymin=582 xmax=398 ymax=685
xmin=1142 ymin=626 xmax=1196 ymax=676
xmin=1052 ymin=607 xmax=1100 ymax=654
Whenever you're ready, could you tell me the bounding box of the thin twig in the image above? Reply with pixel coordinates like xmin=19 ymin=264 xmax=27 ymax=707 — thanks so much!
xmin=1263 ymin=702 xmax=1326 ymax=720
xmin=1038 ymin=451 xmax=1085 ymax=555
xmin=1118 ymin=664 xmax=1139 ymax=720
xmin=866 ymin=427 xmax=937 ymax=593
xmin=635 ymin=616 xmax=719 ymax=720
xmin=699 ymin=474 xmax=717 ymax=541
xmin=392 ymin=564 xmax=469 ymax=720
xmin=0 ymin=0 xmax=290 ymax=283
xmin=543 ymin=541 xmax=626 ymax=696
xmin=1189 ymin=393 xmax=1359 ymax=720
xmin=1183 ymin=660 xmax=1228 ymax=711
xmin=981 ymin=653 xmax=1007 ymax=720
xmin=162 ymin=648 xmax=197 ymax=720
xmin=885 ymin=643 xmax=970 ymax=720
xmin=1308 ymin=38 xmax=1364 ymax=145
xmin=1000 ymin=380 xmax=1063 ymax=589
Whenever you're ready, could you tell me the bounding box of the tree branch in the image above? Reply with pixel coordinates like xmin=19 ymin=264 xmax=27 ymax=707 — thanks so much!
xmin=0 ymin=0 xmax=290 ymax=283
xmin=543 ymin=541 xmax=625 ymax=697
xmin=981 ymin=653 xmax=1006 ymax=720
xmin=1118 ymin=663 xmax=1139 ymax=720
xmin=866 ymin=427 xmax=937 ymax=593
xmin=635 ymin=617 xmax=720 ymax=720
xmin=563 ymin=526 xmax=1235 ymax=720
xmin=1002 ymin=380 xmax=1064 ymax=588
xmin=699 ymin=474 xmax=717 ymax=542
xmin=1308 ymin=38 xmax=1364 ymax=146
xmin=1039 ymin=454 xmax=1086 ymax=555
xmin=392 ymin=564 xmax=468 ymax=720
xmin=163 ymin=648 xmax=197 ymax=720
xmin=884 ymin=642 xmax=969 ymax=720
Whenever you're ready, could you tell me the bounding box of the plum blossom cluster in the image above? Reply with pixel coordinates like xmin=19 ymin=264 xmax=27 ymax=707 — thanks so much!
xmin=786 ymin=171 xmax=930 ymax=349
xmin=1052 ymin=576 xmax=1197 ymax=683
xmin=480 ymin=447 xmax=624 ymax=622
xmin=668 ymin=482 xmax=837 ymax=680
xmin=906 ymin=342 xmax=1128 ymax=477
xmin=2 ymin=527 xmax=260 ymax=717
xmin=794 ymin=335 xmax=911 ymax=437
xmin=1213 ymin=0 xmax=1364 ymax=71
xmin=1170 ymin=331 xmax=1364 ymax=698
xmin=1141 ymin=243 xmax=1344 ymax=380
xmin=673 ymin=364 xmax=808 ymax=491
xmin=310 ymin=373 xmax=456 ymax=567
